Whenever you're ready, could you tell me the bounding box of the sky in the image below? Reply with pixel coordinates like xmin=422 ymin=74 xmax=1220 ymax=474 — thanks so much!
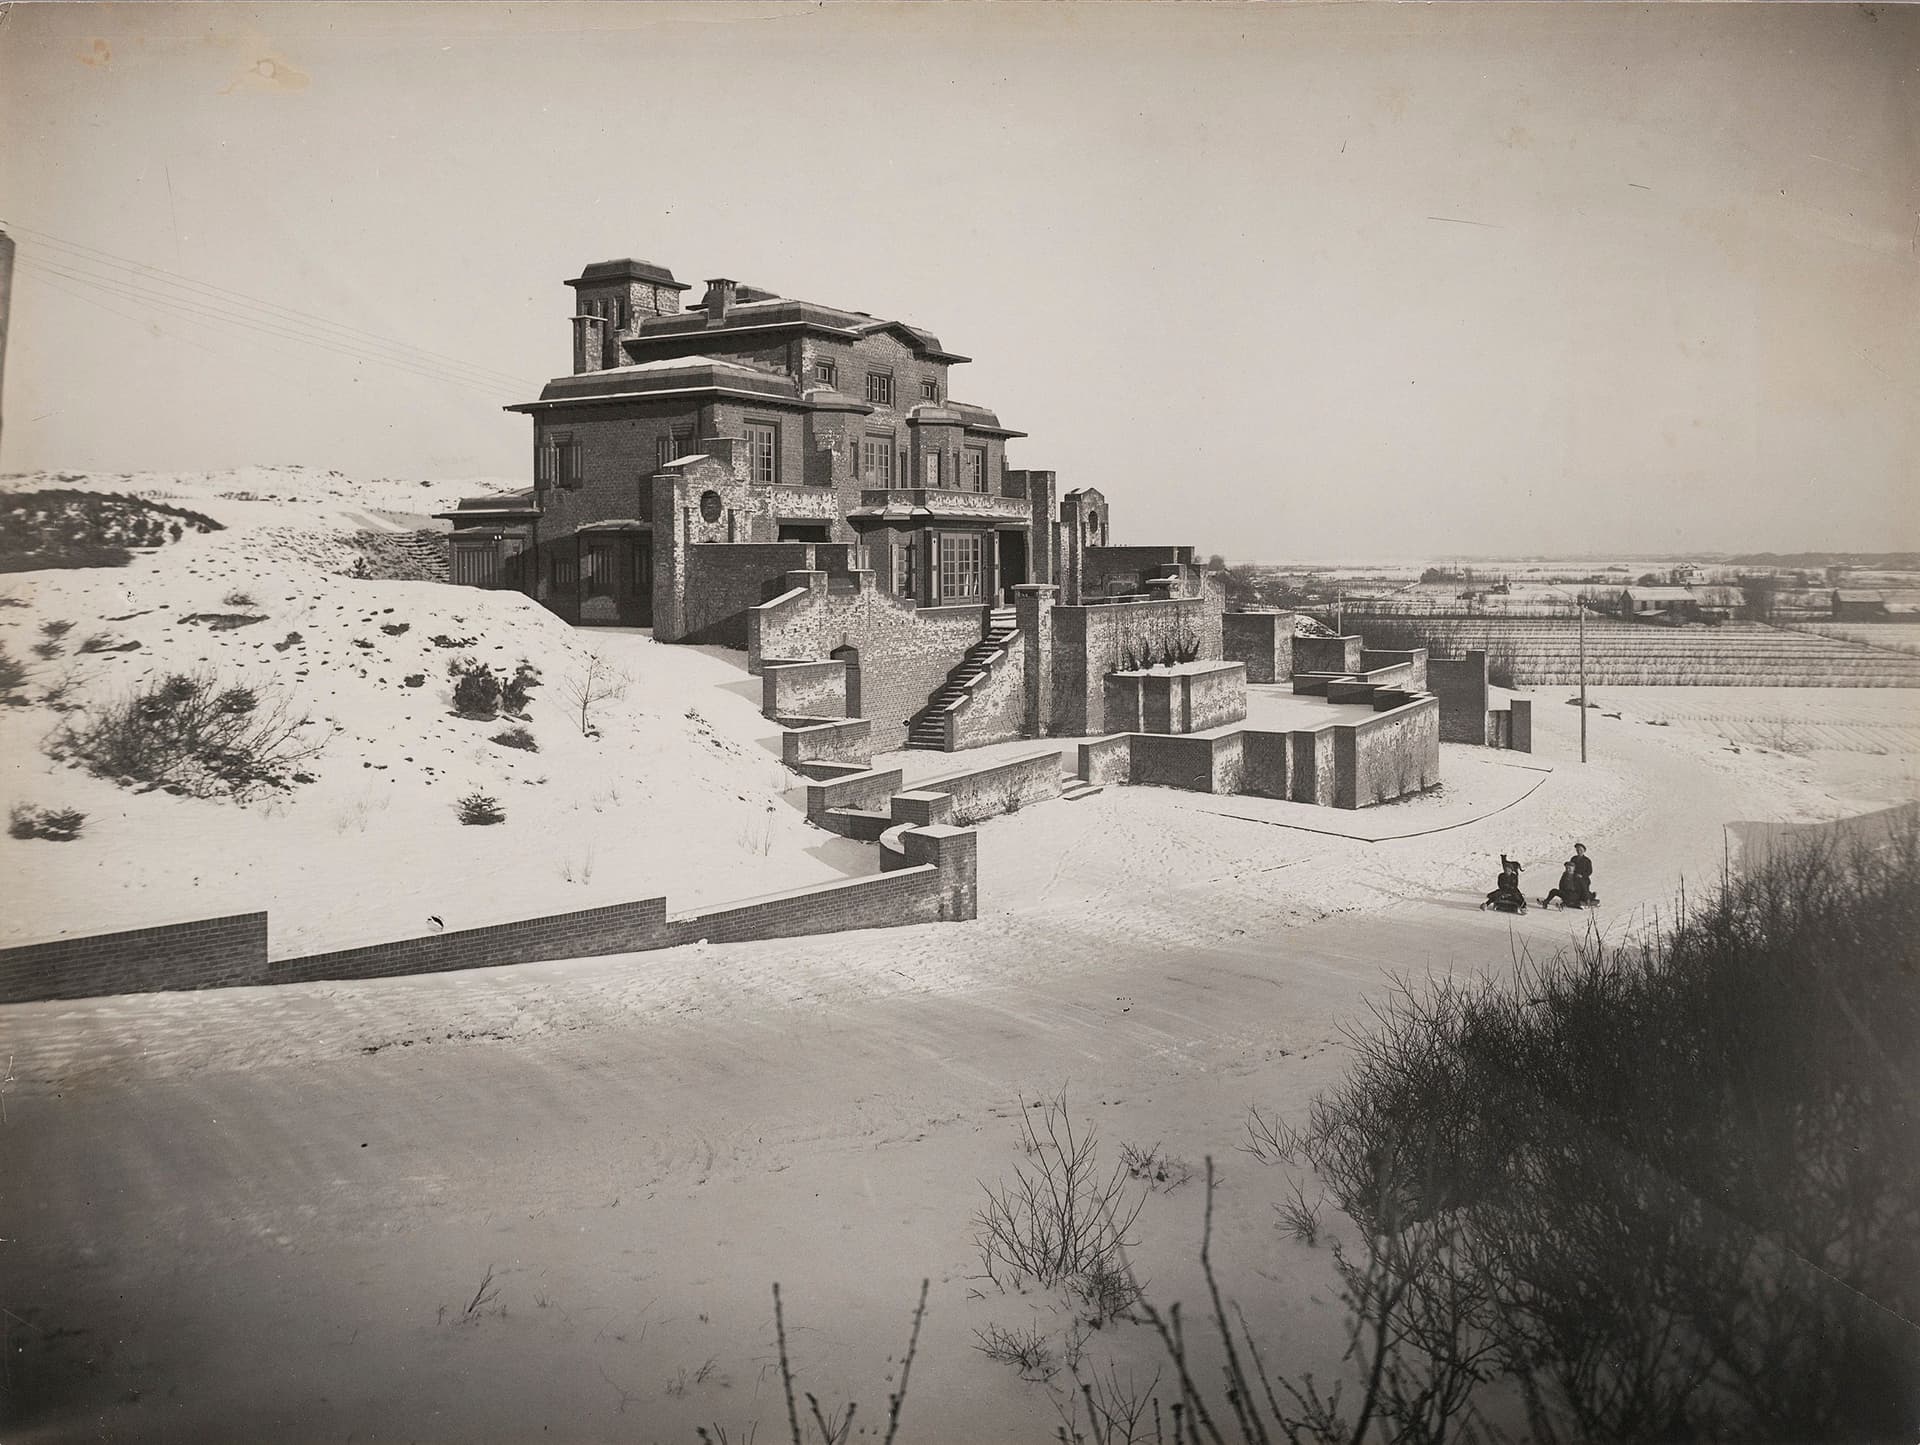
xmin=1 ymin=1 xmax=1915 ymax=560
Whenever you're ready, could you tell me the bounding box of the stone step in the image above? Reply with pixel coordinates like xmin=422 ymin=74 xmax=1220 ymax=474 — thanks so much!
xmin=1060 ymin=782 xmax=1103 ymax=801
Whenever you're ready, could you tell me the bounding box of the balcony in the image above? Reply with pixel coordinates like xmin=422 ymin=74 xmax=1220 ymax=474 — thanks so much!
xmin=852 ymin=487 xmax=1033 ymax=525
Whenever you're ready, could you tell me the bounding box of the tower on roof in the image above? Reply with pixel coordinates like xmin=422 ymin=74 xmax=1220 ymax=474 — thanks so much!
xmin=565 ymin=259 xmax=691 ymax=373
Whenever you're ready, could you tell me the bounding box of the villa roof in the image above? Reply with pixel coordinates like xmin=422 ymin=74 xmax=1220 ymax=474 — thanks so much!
xmin=566 ymin=258 xmax=689 ymax=291
xmin=506 ymin=355 xmax=804 ymax=412
xmin=623 ymin=295 xmax=970 ymax=364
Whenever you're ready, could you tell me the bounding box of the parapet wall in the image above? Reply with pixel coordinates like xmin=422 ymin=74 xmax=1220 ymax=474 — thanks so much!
xmin=1049 ymin=596 xmax=1222 ymax=737
xmin=0 ymin=831 xmax=976 ymax=1004
xmin=1428 ymin=650 xmax=1491 ymax=743
xmin=1222 ymin=612 xmax=1295 ymax=683
xmin=1293 ymin=634 xmax=1363 ymax=675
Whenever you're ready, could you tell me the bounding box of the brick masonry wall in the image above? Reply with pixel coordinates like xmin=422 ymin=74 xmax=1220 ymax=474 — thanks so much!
xmin=684 ymin=543 xmax=818 ymax=647
xmin=1049 ymin=597 xmax=1219 ymax=737
xmin=1081 ymin=546 xmax=1195 ymax=598
xmin=1362 ymin=648 xmax=1428 ymax=689
xmin=1223 ymin=612 xmax=1295 ymax=683
xmin=1290 ymin=727 xmax=1338 ymax=804
xmin=1186 ymin=663 xmax=1248 ymax=730
xmin=949 ymin=639 xmax=1027 ymax=750
xmin=274 ymin=899 xmax=671 ymax=984
xmin=912 ymin=748 xmax=1061 ymax=822
xmin=807 ymin=766 xmax=907 ymax=823
xmin=1243 ymin=730 xmax=1290 ymax=797
xmin=1334 ymin=697 xmax=1441 ymax=808
xmin=1427 ymin=651 xmax=1491 ymax=744
xmin=1293 ymin=635 xmax=1363 ymax=674
xmin=1129 ymin=733 xmax=1245 ymax=793
xmin=763 ymin=659 xmax=848 ymax=718
xmin=1077 ymin=734 xmax=1133 ymax=785
xmin=0 ymin=913 xmax=268 ymax=1004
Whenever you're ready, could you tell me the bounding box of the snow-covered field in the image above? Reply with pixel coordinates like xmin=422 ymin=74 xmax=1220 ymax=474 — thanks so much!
xmin=2 ymin=475 xmax=1915 ymax=1442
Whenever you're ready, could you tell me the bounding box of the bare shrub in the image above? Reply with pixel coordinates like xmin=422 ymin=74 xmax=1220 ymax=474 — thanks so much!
xmin=456 ymin=792 xmax=505 ymax=826
xmin=562 ymin=653 xmax=627 ymax=737
xmin=974 ymin=1092 xmax=1148 ymax=1296
xmin=30 ymin=640 xmax=61 ymax=660
xmin=380 ymin=621 xmax=410 ymax=635
xmin=974 ymin=1321 xmax=1058 ymax=1382
xmin=1239 ymin=1104 xmax=1303 ymax=1167
xmin=1276 ymin=1178 xmax=1324 ymax=1246
xmin=1121 ymin=1141 xmax=1194 ymax=1193
xmin=222 ymin=589 xmax=256 ymax=607
xmin=490 ymin=724 xmax=538 ymax=752
xmin=49 ymin=670 xmax=321 ymax=800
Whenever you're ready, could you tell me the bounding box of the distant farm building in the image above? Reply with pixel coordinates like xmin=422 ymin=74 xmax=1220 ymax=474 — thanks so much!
xmin=1832 ymin=589 xmax=1891 ymax=620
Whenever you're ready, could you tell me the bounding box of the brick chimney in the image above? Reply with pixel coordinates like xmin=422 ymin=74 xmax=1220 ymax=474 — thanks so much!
xmin=702 ymin=278 xmax=737 ymax=327
xmin=571 ymin=313 xmax=606 ymax=374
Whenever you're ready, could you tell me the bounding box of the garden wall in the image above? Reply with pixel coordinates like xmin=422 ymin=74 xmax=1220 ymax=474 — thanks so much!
xmin=761 ymin=659 xmax=847 ymax=719
xmin=0 ymin=913 xmax=268 ymax=1004
xmin=1049 ymin=596 xmax=1220 ymax=736
xmin=683 ymin=543 xmax=818 ymax=647
xmin=780 ymin=717 xmax=873 ymax=772
xmin=1333 ymin=697 xmax=1442 ymax=808
xmin=0 ymin=830 xmax=978 ymax=1003
xmin=1223 ymin=611 xmax=1295 ymax=683
xmin=947 ymin=641 xmax=1027 ymax=750
xmin=1293 ymin=634 xmax=1362 ymax=674
xmin=1427 ymin=650 xmax=1492 ymax=743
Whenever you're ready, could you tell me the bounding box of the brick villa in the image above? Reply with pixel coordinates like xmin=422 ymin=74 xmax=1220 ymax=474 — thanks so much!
xmin=441 ymin=256 xmax=1517 ymax=797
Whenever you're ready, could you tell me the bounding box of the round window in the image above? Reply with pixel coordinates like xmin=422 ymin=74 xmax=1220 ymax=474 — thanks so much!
xmin=699 ymin=490 xmax=723 ymax=524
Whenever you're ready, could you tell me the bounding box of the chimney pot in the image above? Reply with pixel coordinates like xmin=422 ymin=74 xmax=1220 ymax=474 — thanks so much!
xmin=703 ymin=278 xmax=737 ymax=326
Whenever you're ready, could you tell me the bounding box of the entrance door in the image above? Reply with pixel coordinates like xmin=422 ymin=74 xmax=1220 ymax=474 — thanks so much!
xmin=582 ymin=537 xmax=653 ymax=626
xmin=996 ymin=530 xmax=1028 ymax=605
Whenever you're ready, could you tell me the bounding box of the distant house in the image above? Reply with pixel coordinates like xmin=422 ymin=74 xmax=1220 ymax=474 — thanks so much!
xmin=1832 ymin=589 xmax=1891 ymax=620
xmin=1618 ymin=585 xmax=1702 ymax=623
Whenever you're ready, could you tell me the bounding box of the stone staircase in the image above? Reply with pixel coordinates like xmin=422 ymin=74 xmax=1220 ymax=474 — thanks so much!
xmin=906 ymin=606 xmax=1019 ymax=751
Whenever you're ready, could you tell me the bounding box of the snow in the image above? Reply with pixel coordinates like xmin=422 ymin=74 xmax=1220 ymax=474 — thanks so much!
xmin=3 ymin=476 xmax=1917 ymax=1440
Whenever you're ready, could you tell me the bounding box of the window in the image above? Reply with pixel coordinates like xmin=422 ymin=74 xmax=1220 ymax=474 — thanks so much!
xmin=813 ymin=359 xmax=838 ymax=386
xmin=866 ymin=371 xmax=895 ymax=406
xmin=540 ymin=434 xmax=581 ymax=490
xmin=938 ymin=532 xmax=984 ymax=603
xmin=656 ymin=431 xmax=695 ymax=469
xmin=964 ymin=447 xmax=987 ymax=492
xmin=921 ymin=379 xmax=939 ymax=401
xmin=451 ymin=540 xmax=499 ymax=589
xmin=744 ymin=421 xmax=779 ymax=484
xmin=923 ymin=451 xmax=942 ymax=488
xmin=552 ymin=555 xmax=578 ymax=590
xmin=860 ymin=434 xmax=895 ymax=484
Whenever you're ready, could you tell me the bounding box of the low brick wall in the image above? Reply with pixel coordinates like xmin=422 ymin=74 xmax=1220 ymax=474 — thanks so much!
xmin=781 ymin=717 xmax=874 ymax=770
xmin=1293 ymin=634 xmax=1362 ymax=674
xmin=1289 ymin=727 xmax=1338 ymax=804
xmin=912 ymin=747 xmax=1062 ymax=823
xmin=1506 ymin=697 xmax=1532 ymax=752
xmin=1334 ymin=697 xmax=1441 ymax=808
xmin=806 ymin=766 xmax=905 ymax=827
xmin=274 ymin=899 xmax=671 ymax=985
xmin=1130 ymin=732 xmax=1244 ymax=793
xmin=1243 ymin=730 xmax=1290 ymax=797
xmin=762 ymin=659 xmax=847 ymax=719
xmin=1078 ymin=733 xmax=1133 ymax=786
xmin=1361 ymin=648 xmax=1428 ymax=689
xmin=2 ymin=831 xmax=980 ymax=1002
xmin=1103 ymin=661 xmax=1248 ymax=735
xmin=684 ymin=543 xmax=819 ymax=648
xmin=1223 ymin=611 xmax=1295 ymax=683
xmin=0 ymin=913 xmax=268 ymax=1004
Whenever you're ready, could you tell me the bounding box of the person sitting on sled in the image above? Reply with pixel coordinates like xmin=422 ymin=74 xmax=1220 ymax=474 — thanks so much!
xmin=1542 ymin=843 xmax=1595 ymax=908
xmin=1481 ymin=854 xmax=1527 ymax=912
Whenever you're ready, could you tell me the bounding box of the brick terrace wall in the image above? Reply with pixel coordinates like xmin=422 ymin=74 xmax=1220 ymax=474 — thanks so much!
xmin=274 ymin=899 xmax=670 ymax=984
xmin=1243 ymin=730 xmax=1290 ymax=797
xmin=949 ymin=640 xmax=1027 ymax=750
xmin=1186 ymin=662 xmax=1247 ymax=730
xmin=684 ymin=543 xmax=818 ymax=647
xmin=1362 ymin=648 xmax=1428 ymax=689
xmin=1428 ymin=651 xmax=1491 ymax=744
xmin=1223 ymin=612 xmax=1295 ymax=683
xmin=1130 ymin=733 xmax=1245 ymax=793
xmin=913 ymin=748 xmax=1061 ymax=821
xmin=806 ymin=766 xmax=906 ymax=823
xmin=1078 ymin=734 xmax=1133 ymax=786
xmin=0 ymin=913 xmax=268 ymax=1004
xmin=1334 ymin=697 xmax=1441 ymax=808
xmin=1290 ymin=727 xmax=1338 ymax=804
xmin=782 ymin=717 xmax=873 ymax=769
xmin=762 ymin=659 xmax=847 ymax=718
xmin=1082 ymin=545 xmax=1195 ymax=597
xmin=1507 ymin=698 xmax=1532 ymax=752
xmin=1050 ymin=597 xmax=1220 ymax=737
xmin=1294 ymin=634 xmax=1363 ymax=674
xmin=748 ymin=575 xmax=988 ymax=750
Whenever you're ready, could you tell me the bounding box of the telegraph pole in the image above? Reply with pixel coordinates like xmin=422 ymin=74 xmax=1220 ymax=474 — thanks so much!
xmin=1577 ymin=586 xmax=1587 ymax=763
xmin=0 ymin=228 xmax=13 ymax=464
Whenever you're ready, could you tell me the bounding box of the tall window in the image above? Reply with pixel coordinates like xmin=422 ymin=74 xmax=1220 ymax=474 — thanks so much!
xmin=923 ymin=451 xmax=942 ymax=488
xmin=539 ymin=434 xmax=582 ymax=490
xmin=861 ymin=434 xmax=894 ymax=484
xmin=938 ymin=532 xmax=984 ymax=602
xmin=866 ymin=371 xmax=895 ymax=406
xmin=744 ymin=421 xmax=779 ymax=484
xmin=813 ymin=359 xmax=838 ymax=386
xmin=655 ymin=431 xmax=695 ymax=469
xmin=964 ymin=447 xmax=987 ymax=492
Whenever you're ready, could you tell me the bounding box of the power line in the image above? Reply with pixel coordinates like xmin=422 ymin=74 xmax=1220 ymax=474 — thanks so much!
xmin=17 ymin=254 xmax=526 ymax=398
xmin=1 ymin=219 xmax=541 ymax=393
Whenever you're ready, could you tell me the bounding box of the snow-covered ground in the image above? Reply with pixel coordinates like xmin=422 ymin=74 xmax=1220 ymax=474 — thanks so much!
xmin=2 ymin=474 xmax=1916 ymax=1442
xmin=0 ymin=468 xmax=852 ymax=955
